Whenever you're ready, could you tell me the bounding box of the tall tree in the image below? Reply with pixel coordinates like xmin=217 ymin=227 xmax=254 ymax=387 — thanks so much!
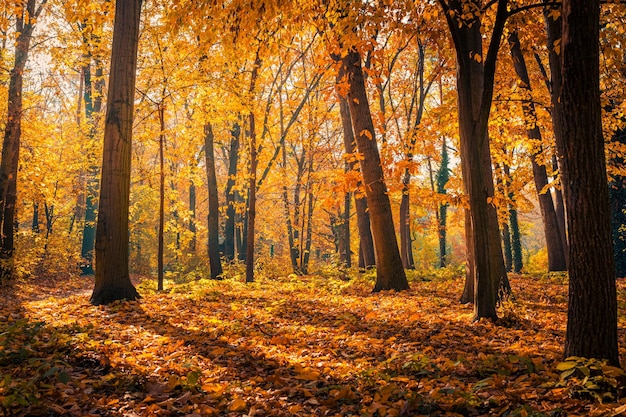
xmin=338 ymin=95 xmax=375 ymax=269
xmin=438 ymin=0 xmax=510 ymax=319
xmin=561 ymin=0 xmax=619 ymax=365
xmin=340 ymin=49 xmax=409 ymax=291
xmin=90 ymin=0 xmax=143 ymax=305
xmin=0 ymin=0 xmax=47 ymax=281
xmin=204 ymin=123 xmax=223 ymax=279
xmin=507 ymin=29 xmax=567 ymax=271
xmin=223 ymin=123 xmax=240 ymax=262
xmin=436 ymin=137 xmax=450 ymax=268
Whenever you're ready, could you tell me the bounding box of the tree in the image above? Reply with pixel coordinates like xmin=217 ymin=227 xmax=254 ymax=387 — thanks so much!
xmin=561 ymin=0 xmax=619 ymax=365
xmin=0 ymin=0 xmax=47 ymax=281
xmin=438 ymin=0 xmax=510 ymax=319
xmin=507 ymin=29 xmax=567 ymax=272
xmin=90 ymin=0 xmax=143 ymax=305
xmin=340 ymin=49 xmax=409 ymax=291
xmin=436 ymin=137 xmax=450 ymax=268
xmin=204 ymin=123 xmax=223 ymax=279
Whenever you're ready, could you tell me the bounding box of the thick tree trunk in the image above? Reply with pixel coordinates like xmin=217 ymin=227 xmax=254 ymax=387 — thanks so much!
xmin=561 ymin=0 xmax=619 ymax=366
xmin=340 ymin=50 xmax=408 ymax=292
xmin=460 ymin=209 xmax=475 ymax=304
xmin=508 ymin=30 xmax=566 ymax=271
xmin=90 ymin=0 xmax=142 ymax=305
xmin=338 ymin=92 xmax=375 ymax=268
xmin=204 ymin=123 xmax=223 ymax=279
xmin=0 ymin=0 xmax=46 ymax=281
xmin=224 ymin=123 xmax=240 ymax=261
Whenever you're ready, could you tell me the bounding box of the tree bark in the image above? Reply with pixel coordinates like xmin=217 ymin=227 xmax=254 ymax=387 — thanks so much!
xmin=90 ymin=0 xmax=142 ymax=305
xmin=561 ymin=0 xmax=619 ymax=366
xmin=224 ymin=123 xmax=240 ymax=261
xmin=544 ymin=5 xmax=569 ymax=267
xmin=436 ymin=138 xmax=450 ymax=268
xmin=245 ymin=56 xmax=261 ymax=283
xmin=204 ymin=123 xmax=223 ymax=279
xmin=157 ymin=103 xmax=165 ymax=291
xmin=0 ymin=0 xmax=47 ymax=281
xmin=508 ymin=30 xmax=566 ymax=271
xmin=338 ymin=92 xmax=375 ymax=269
xmin=340 ymin=50 xmax=408 ymax=291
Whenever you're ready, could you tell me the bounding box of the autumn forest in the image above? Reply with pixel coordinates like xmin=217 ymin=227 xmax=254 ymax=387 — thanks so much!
xmin=1 ymin=0 xmax=626 ymax=415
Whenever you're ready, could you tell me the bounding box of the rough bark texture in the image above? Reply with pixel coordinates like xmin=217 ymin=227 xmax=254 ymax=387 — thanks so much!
xmin=204 ymin=123 xmax=223 ymax=279
xmin=90 ymin=0 xmax=142 ymax=305
xmin=508 ymin=30 xmax=566 ymax=271
xmin=338 ymin=94 xmax=375 ymax=269
xmin=436 ymin=138 xmax=449 ymax=268
xmin=399 ymin=170 xmax=415 ymax=269
xmin=0 ymin=0 xmax=46 ymax=281
xmin=561 ymin=0 xmax=619 ymax=366
xmin=341 ymin=50 xmax=408 ymax=292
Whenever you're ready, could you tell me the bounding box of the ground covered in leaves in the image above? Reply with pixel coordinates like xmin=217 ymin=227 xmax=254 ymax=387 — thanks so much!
xmin=2 ymin=270 xmax=626 ymax=416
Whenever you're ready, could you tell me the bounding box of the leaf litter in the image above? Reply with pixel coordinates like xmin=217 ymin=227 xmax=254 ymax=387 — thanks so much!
xmin=1 ymin=272 xmax=626 ymax=416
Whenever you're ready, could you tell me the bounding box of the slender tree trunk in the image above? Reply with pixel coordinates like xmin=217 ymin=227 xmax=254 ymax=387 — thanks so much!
xmin=544 ymin=5 xmax=569 ymax=267
xmin=436 ymin=138 xmax=450 ymax=268
xmin=508 ymin=30 xmax=567 ymax=271
xmin=32 ymin=202 xmax=40 ymax=233
xmin=399 ymin=168 xmax=414 ymax=269
xmin=0 ymin=0 xmax=47 ymax=281
xmin=90 ymin=0 xmax=142 ymax=305
xmin=204 ymin=123 xmax=223 ymax=279
xmin=338 ymin=92 xmax=375 ymax=268
xmin=224 ymin=123 xmax=240 ymax=261
xmin=245 ymin=56 xmax=261 ymax=283
xmin=189 ymin=179 xmax=196 ymax=253
xmin=502 ymin=223 xmax=513 ymax=272
xmin=157 ymin=104 xmax=165 ymax=291
xmin=561 ymin=0 xmax=619 ymax=365
xmin=343 ymin=190 xmax=351 ymax=268
xmin=340 ymin=50 xmax=408 ymax=292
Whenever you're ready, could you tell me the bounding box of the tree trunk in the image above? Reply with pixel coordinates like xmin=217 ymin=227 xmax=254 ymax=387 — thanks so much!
xmin=90 ymin=0 xmax=142 ymax=305
xmin=0 ymin=0 xmax=47 ymax=281
xmin=460 ymin=209 xmax=475 ymax=304
xmin=502 ymin=223 xmax=513 ymax=272
xmin=561 ymin=0 xmax=619 ymax=366
xmin=188 ymin=179 xmax=196 ymax=253
xmin=157 ymin=104 xmax=165 ymax=291
xmin=245 ymin=56 xmax=261 ymax=283
xmin=508 ymin=30 xmax=567 ymax=271
xmin=340 ymin=50 xmax=408 ymax=292
xmin=224 ymin=123 xmax=240 ymax=261
xmin=399 ymin=169 xmax=414 ymax=269
xmin=343 ymin=190 xmax=351 ymax=268
xmin=204 ymin=123 xmax=223 ymax=279
xmin=338 ymin=91 xmax=375 ymax=269
xmin=436 ymin=138 xmax=450 ymax=268
xmin=544 ymin=6 xmax=569 ymax=267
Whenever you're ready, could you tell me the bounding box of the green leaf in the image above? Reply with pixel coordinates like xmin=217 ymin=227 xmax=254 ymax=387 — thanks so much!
xmin=57 ymin=371 xmax=71 ymax=384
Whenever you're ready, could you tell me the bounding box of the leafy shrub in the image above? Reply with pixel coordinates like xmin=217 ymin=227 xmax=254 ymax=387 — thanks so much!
xmin=556 ymin=356 xmax=626 ymax=403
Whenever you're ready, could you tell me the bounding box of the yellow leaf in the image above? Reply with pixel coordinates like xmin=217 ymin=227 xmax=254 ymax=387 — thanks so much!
xmin=229 ymin=398 xmax=247 ymax=412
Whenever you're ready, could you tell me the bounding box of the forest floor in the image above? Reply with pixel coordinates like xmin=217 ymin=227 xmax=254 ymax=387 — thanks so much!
xmin=1 ymin=269 xmax=626 ymax=416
